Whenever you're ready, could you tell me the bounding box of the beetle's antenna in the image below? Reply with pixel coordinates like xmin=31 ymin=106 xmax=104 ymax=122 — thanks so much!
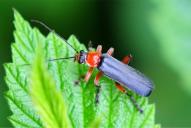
xmin=49 ymin=56 xmax=75 ymax=61
xmin=126 ymin=93 xmax=143 ymax=113
xmin=31 ymin=19 xmax=78 ymax=53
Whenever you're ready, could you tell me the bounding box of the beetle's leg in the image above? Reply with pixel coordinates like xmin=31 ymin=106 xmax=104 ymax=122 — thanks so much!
xmin=114 ymin=54 xmax=143 ymax=113
xmin=93 ymin=47 xmax=114 ymax=86
xmin=94 ymin=47 xmax=114 ymax=104
xmin=94 ymin=47 xmax=115 ymax=85
xmin=122 ymin=54 xmax=133 ymax=64
xmin=114 ymin=54 xmax=132 ymax=91
xmin=126 ymin=92 xmax=143 ymax=113
xmin=94 ymin=71 xmax=103 ymax=86
xmin=115 ymin=83 xmax=143 ymax=113
xmin=88 ymin=41 xmax=94 ymax=51
xmin=93 ymin=45 xmax=103 ymax=87
xmin=115 ymin=83 xmax=126 ymax=93
xmin=96 ymin=45 xmax=102 ymax=53
xmin=94 ymin=71 xmax=103 ymax=104
xmin=84 ymin=67 xmax=94 ymax=82
xmin=84 ymin=45 xmax=102 ymax=82
xmin=74 ymin=75 xmax=85 ymax=85
xmin=107 ymin=47 xmax=114 ymax=56
xmin=95 ymin=85 xmax=101 ymax=104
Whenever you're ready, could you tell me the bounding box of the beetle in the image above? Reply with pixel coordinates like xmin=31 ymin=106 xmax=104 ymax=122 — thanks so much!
xmin=32 ymin=20 xmax=154 ymax=113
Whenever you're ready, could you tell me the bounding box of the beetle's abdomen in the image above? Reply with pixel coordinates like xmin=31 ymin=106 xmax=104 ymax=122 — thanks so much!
xmin=98 ymin=54 xmax=153 ymax=96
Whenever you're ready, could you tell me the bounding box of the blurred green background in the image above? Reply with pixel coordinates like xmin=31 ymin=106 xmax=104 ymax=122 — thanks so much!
xmin=1 ymin=0 xmax=191 ymax=127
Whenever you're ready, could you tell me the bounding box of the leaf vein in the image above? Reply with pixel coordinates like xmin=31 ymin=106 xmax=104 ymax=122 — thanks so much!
xmin=5 ymin=93 xmax=42 ymax=126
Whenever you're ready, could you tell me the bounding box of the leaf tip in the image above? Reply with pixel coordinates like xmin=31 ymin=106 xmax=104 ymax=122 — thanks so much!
xmin=12 ymin=8 xmax=17 ymax=13
xmin=68 ymin=34 xmax=78 ymax=43
xmin=13 ymin=8 xmax=21 ymax=19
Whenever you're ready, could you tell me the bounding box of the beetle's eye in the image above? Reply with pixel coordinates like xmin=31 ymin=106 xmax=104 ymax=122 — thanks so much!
xmin=79 ymin=50 xmax=86 ymax=64
xmin=79 ymin=55 xmax=85 ymax=63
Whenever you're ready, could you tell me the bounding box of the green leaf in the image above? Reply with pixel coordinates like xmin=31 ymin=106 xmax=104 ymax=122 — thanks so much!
xmin=4 ymin=9 xmax=159 ymax=128
xmin=30 ymin=46 xmax=71 ymax=128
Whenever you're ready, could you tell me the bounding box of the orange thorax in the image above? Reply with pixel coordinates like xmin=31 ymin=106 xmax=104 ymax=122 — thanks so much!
xmin=86 ymin=52 xmax=101 ymax=67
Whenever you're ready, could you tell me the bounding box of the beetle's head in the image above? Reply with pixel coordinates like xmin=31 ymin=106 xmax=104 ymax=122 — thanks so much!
xmin=75 ymin=50 xmax=87 ymax=64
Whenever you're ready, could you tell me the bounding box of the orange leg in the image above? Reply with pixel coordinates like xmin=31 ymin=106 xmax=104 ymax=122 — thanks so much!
xmin=115 ymin=55 xmax=132 ymax=93
xmin=94 ymin=71 xmax=103 ymax=86
xmin=94 ymin=47 xmax=114 ymax=104
xmin=115 ymin=84 xmax=143 ymax=113
xmin=84 ymin=45 xmax=103 ymax=82
xmin=94 ymin=47 xmax=114 ymax=85
xmin=107 ymin=47 xmax=114 ymax=56
xmin=115 ymin=55 xmax=143 ymax=113
xmin=122 ymin=54 xmax=133 ymax=64
xmin=84 ymin=67 xmax=94 ymax=82
xmin=94 ymin=45 xmax=104 ymax=85
xmin=115 ymin=83 xmax=126 ymax=93
xmin=96 ymin=45 xmax=102 ymax=53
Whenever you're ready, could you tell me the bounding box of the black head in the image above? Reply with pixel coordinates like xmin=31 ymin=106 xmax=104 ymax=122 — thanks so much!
xmin=78 ymin=50 xmax=87 ymax=64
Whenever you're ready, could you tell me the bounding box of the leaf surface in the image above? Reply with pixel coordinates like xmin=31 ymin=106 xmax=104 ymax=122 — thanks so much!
xmin=4 ymin=9 xmax=158 ymax=128
xmin=30 ymin=46 xmax=71 ymax=128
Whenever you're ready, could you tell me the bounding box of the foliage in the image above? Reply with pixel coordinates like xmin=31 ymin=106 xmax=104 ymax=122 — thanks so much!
xmin=150 ymin=0 xmax=191 ymax=94
xmin=4 ymin=9 xmax=157 ymax=128
xmin=30 ymin=46 xmax=71 ymax=128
